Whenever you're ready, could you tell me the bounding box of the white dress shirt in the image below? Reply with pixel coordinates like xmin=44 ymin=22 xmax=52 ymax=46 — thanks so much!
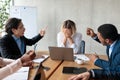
xmin=109 ymin=40 xmax=116 ymax=57
xmin=57 ymin=32 xmax=82 ymax=54
xmin=0 ymin=57 xmax=22 ymax=79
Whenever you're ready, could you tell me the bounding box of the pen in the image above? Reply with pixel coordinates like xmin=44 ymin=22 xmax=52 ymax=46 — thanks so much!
xmin=34 ymin=44 xmax=37 ymax=52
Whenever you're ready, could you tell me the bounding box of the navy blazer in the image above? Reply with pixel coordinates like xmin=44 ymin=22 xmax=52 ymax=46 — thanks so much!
xmin=94 ymin=38 xmax=120 ymax=68
xmin=92 ymin=36 xmax=120 ymax=79
xmin=0 ymin=34 xmax=43 ymax=59
xmin=92 ymin=66 xmax=120 ymax=80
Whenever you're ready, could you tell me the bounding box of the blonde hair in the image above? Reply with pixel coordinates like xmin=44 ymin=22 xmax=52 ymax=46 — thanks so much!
xmin=61 ymin=20 xmax=76 ymax=35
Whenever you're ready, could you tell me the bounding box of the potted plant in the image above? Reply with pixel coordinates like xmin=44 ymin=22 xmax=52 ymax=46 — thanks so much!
xmin=0 ymin=0 xmax=11 ymax=32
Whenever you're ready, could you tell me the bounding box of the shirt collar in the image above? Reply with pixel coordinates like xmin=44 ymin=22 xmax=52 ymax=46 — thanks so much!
xmin=110 ymin=40 xmax=117 ymax=48
xmin=12 ymin=35 xmax=20 ymax=41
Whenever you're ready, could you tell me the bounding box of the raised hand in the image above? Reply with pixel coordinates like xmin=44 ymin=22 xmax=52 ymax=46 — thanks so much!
xmin=86 ymin=28 xmax=96 ymax=37
xmin=40 ymin=27 xmax=48 ymax=36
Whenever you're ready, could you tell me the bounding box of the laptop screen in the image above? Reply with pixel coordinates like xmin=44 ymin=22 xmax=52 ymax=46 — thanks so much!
xmin=48 ymin=46 xmax=74 ymax=61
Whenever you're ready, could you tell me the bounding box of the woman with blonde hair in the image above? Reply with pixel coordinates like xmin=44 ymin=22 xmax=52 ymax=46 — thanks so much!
xmin=57 ymin=20 xmax=82 ymax=54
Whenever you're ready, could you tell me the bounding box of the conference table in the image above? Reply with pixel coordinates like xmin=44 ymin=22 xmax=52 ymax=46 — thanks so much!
xmin=28 ymin=51 xmax=108 ymax=80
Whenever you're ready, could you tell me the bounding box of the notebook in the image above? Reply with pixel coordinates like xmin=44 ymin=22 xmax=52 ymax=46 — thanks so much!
xmin=48 ymin=46 xmax=74 ymax=61
xmin=3 ymin=67 xmax=29 ymax=80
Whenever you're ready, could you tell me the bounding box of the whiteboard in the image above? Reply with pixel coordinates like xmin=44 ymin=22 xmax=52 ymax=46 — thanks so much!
xmin=10 ymin=6 xmax=37 ymax=38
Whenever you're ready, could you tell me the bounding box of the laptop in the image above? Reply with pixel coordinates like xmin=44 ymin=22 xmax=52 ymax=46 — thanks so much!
xmin=48 ymin=46 xmax=74 ymax=61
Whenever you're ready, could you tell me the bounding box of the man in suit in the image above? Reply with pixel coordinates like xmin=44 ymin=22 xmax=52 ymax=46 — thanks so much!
xmin=0 ymin=17 xmax=46 ymax=59
xmin=69 ymin=24 xmax=120 ymax=80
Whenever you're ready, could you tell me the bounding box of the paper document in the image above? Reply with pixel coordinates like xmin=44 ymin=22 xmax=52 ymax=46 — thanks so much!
xmin=3 ymin=67 xmax=29 ymax=80
xmin=33 ymin=55 xmax=49 ymax=63
xmin=74 ymin=54 xmax=90 ymax=61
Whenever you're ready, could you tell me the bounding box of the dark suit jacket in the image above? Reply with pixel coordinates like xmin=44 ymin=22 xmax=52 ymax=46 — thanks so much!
xmin=91 ymin=66 xmax=120 ymax=80
xmin=94 ymin=38 xmax=120 ymax=68
xmin=0 ymin=34 xmax=43 ymax=59
xmin=92 ymin=36 xmax=120 ymax=79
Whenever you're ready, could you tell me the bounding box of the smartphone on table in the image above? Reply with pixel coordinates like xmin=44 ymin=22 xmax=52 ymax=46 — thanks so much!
xmin=62 ymin=67 xmax=87 ymax=74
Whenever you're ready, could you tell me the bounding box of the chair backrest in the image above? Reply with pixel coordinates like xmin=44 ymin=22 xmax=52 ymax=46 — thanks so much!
xmin=79 ymin=40 xmax=85 ymax=54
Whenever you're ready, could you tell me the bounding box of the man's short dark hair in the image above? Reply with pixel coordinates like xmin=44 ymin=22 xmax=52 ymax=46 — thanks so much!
xmin=5 ymin=17 xmax=22 ymax=34
xmin=98 ymin=24 xmax=119 ymax=41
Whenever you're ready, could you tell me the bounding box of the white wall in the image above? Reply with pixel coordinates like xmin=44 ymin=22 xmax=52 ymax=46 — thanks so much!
xmin=14 ymin=0 xmax=120 ymax=54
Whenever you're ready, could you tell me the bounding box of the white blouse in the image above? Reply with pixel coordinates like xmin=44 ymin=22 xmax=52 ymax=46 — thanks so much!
xmin=0 ymin=57 xmax=22 ymax=79
xmin=57 ymin=32 xmax=82 ymax=54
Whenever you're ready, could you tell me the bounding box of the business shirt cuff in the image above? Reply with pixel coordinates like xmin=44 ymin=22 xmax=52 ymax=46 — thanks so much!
xmin=88 ymin=69 xmax=95 ymax=78
xmin=94 ymin=58 xmax=98 ymax=64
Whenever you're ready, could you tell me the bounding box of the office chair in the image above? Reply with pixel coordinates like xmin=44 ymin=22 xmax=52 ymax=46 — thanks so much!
xmin=79 ymin=40 xmax=85 ymax=54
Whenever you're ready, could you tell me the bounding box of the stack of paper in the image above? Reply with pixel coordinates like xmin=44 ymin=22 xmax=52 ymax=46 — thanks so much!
xmin=33 ymin=55 xmax=49 ymax=63
xmin=3 ymin=67 xmax=29 ymax=80
xmin=74 ymin=54 xmax=90 ymax=61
